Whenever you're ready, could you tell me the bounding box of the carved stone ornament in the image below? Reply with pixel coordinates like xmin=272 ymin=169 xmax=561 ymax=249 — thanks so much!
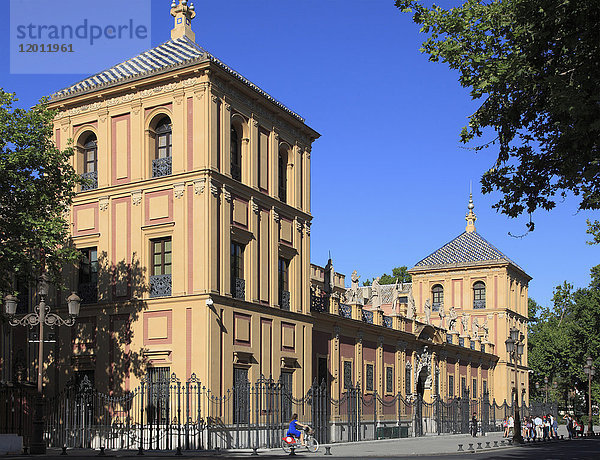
xmin=222 ymin=185 xmax=232 ymax=202
xmin=304 ymin=221 xmax=311 ymax=235
xmin=194 ymin=178 xmax=206 ymax=194
xmin=99 ymin=197 xmax=110 ymax=211
xmin=131 ymin=191 xmax=142 ymax=206
xmin=295 ymin=219 xmax=303 ymax=232
xmin=173 ymin=182 xmax=185 ymax=199
xmin=210 ymin=183 xmax=219 ymax=197
xmin=251 ymin=200 xmax=260 ymax=214
xmin=272 ymin=208 xmax=280 ymax=223
xmin=333 ymin=326 xmax=340 ymax=339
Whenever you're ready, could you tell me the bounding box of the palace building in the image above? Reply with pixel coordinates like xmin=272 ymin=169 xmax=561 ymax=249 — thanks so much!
xmin=2 ymin=1 xmax=530 ymax=414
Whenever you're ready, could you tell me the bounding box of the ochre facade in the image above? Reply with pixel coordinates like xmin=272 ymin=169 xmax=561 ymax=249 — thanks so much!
xmin=1 ymin=2 xmax=529 ymax=410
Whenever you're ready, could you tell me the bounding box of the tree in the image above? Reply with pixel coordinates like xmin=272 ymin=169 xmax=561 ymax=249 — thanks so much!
xmin=0 ymin=90 xmax=81 ymax=294
xmin=363 ymin=266 xmax=412 ymax=286
xmin=396 ymin=0 xmax=600 ymax=231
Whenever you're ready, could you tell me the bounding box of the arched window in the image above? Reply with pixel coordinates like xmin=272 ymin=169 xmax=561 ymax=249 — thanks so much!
xmin=473 ymin=281 xmax=486 ymax=308
xmin=431 ymin=284 xmax=443 ymax=311
xmin=80 ymin=132 xmax=98 ymax=191
xmin=278 ymin=147 xmax=287 ymax=203
xmin=151 ymin=115 xmax=172 ymax=177
xmin=230 ymin=126 xmax=241 ymax=181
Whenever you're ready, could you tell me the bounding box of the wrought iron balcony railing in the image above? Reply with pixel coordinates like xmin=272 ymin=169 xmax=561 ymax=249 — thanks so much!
xmin=152 ymin=157 xmax=172 ymax=178
xmin=432 ymin=302 xmax=442 ymax=312
xmin=339 ymin=303 xmax=352 ymax=319
xmin=362 ymin=310 xmax=374 ymax=324
xmin=233 ymin=278 xmax=245 ymax=300
xmin=473 ymin=299 xmax=486 ymax=309
xmin=150 ymin=274 xmax=172 ymax=298
xmin=383 ymin=316 xmax=393 ymax=328
xmin=279 ymin=290 xmax=290 ymax=311
xmin=81 ymin=171 xmax=98 ymax=191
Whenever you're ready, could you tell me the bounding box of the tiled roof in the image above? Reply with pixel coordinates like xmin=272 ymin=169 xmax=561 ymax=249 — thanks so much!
xmin=361 ymin=283 xmax=411 ymax=305
xmin=50 ymin=36 xmax=304 ymax=122
xmin=413 ymin=231 xmax=523 ymax=271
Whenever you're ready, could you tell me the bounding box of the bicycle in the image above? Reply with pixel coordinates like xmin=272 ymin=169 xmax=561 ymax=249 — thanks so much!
xmin=281 ymin=426 xmax=319 ymax=453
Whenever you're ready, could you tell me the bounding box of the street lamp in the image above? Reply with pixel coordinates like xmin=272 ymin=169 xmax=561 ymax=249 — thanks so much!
xmin=3 ymin=273 xmax=80 ymax=454
xmin=583 ymin=357 xmax=596 ymax=435
xmin=505 ymin=327 xmax=525 ymax=444
xmin=544 ymin=376 xmax=549 ymax=403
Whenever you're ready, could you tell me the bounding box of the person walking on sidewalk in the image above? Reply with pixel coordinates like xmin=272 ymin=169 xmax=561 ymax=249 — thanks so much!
xmin=471 ymin=412 xmax=478 ymax=437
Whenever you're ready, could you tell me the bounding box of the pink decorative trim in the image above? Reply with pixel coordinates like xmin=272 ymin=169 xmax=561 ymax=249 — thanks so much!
xmin=494 ymin=276 xmax=498 ymax=308
xmin=144 ymin=189 xmax=174 ymax=226
xmin=186 ymin=308 xmax=192 ymax=379
xmin=109 ymin=314 xmax=130 ymax=392
xmin=55 ymin=128 xmax=61 ymax=150
xmin=187 ymin=186 xmax=193 ymax=293
xmin=111 ymin=113 xmax=131 ymax=185
xmin=281 ymin=322 xmax=295 ymax=351
xmin=73 ymin=202 xmax=99 ymax=236
xmin=143 ymin=310 xmax=173 ymax=345
xmin=187 ymin=98 xmax=193 ymax=171
xmin=233 ymin=312 xmax=251 ymax=346
xmin=111 ymin=197 xmax=132 ymax=298
xmin=71 ymin=316 xmax=97 ymax=353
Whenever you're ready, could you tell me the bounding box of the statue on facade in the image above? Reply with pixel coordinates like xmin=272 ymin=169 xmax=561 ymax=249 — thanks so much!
xmin=391 ymin=279 xmax=401 ymax=313
xmin=461 ymin=313 xmax=470 ymax=336
xmin=481 ymin=318 xmax=490 ymax=341
xmin=471 ymin=317 xmax=480 ymax=338
xmin=424 ymin=298 xmax=432 ymax=324
xmin=448 ymin=307 xmax=458 ymax=331
xmin=371 ymin=277 xmax=381 ymax=309
xmin=438 ymin=303 xmax=446 ymax=328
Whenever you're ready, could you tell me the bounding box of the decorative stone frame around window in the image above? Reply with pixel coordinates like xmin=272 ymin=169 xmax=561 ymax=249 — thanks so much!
xmin=473 ymin=281 xmax=486 ymax=309
xmin=432 ymin=284 xmax=443 ymax=312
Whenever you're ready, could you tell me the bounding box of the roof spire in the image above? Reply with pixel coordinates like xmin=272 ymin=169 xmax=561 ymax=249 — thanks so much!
xmin=170 ymin=0 xmax=196 ymax=42
xmin=465 ymin=189 xmax=477 ymax=233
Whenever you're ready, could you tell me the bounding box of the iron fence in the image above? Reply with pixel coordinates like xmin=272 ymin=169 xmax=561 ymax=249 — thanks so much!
xmin=0 ymin=374 xmax=561 ymax=452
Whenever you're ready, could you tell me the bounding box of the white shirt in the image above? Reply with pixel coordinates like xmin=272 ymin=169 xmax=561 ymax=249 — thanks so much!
xmin=508 ymin=416 xmax=514 ymax=427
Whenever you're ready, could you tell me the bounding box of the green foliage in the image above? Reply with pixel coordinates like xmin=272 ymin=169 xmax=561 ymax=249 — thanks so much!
xmin=396 ymin=0 xmax=600 ymax=230
xmin=528 ymin=266 xmax=600 ymax=406
xmin=0 ymin=89 xmax=82 ymax=293
xmin=363 ymin=266 xmax=412 ymax=286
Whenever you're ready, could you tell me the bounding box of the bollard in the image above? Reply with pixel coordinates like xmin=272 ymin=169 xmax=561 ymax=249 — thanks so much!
xmin=288 ymin=445 xmax=296 ymax=456
xmin=176 ymin=446 xmax=182 ymax=456
xmin=500 ymin=440 xmax=505 ymax=446
xmin=561 ymin=435 xmax=564 ymax=440
xmin=251 ymin=447 xmax=259 ymax=456
xmin=324 ymin=446 xmax=332 ymax=456
xmin=61 ymin=446 xmax=68 ymax=455
xmin=485 ymin=442 xmax=491 ymax=449
xmin=98 ymin=447 xmax=106 ymax=456
xmin=23 ymin=447 xmax=28 ymax=455
xmin=477 ymin=442 xmax=482 ymax=450
xmin=457 ymin=444 xmax=464 ymax=451
xmin=137 ymin=446 xmax=144 ymax=456
xmin=468 ymin=443 xmax=474 ymax=451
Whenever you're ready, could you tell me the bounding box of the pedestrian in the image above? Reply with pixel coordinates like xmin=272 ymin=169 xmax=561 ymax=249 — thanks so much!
xmin=534 ymin=414 xmax=543 ymax=439
xmin=503 ymin=417 xmax=509 ymax=438
xmin=543 ymin=415 xmax=550 ymax=440
xmin=508 ymin=415 xmax=514 ymax=437
xmin=552 ymin=416 xmax=559 ymax=438
xmin=564 ymin=414 xmax=573 ymax=439
xmin=471 ymin=412 xmax=478 ymax=437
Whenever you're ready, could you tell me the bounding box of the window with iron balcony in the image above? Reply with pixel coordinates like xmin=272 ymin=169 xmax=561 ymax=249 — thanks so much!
xmin=230 ymin=242 xmax=245 ymax=300
xmin=432 ymin=284 xmax=443 ymax=311
xmin=230 ymin=126 xmax=242 ymax=182
xmin=278 ymin=147 xmax=287 ymax=203
xmin=151 ymin=116 xmax=172 ymax=178
xmin=150 ymin=237 xmax=172 ymax=298
xmin=80 ymin=133 xmax=98 ymax=191
xmin=473 ymin=281 xmax=486 ymax=308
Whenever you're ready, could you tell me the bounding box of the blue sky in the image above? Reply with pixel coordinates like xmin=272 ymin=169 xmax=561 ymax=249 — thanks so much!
xmin=2 ymin=0 xmax=598 ymax=309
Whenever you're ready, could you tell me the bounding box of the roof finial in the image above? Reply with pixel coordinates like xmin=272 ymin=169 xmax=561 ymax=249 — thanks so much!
xmin=170 ymin=0 xmax=196 ymax=42
xmin=465 ymin=188 xmax=477 ymax=233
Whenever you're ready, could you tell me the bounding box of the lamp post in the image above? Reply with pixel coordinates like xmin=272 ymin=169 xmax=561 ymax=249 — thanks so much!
xmin=505 ymin=327 xmax=525 ymax=444
xmin=583 ymin=357 xmax=596 ymax=435
xmin=4 ymin=273 xmax=80 ymax=454
xmin=544 ymin=376 xmax=549 ymax=403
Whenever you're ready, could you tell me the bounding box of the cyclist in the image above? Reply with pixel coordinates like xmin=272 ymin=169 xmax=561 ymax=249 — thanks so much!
xmin=287 ymin=413 xmax=308 ymax=447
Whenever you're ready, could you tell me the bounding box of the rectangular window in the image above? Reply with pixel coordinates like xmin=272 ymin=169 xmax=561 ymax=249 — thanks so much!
xmin=317 ymin=357 xmax=328 ymax=385
xmin=151 ymin=238 xmax=172 ymax=276
xmin=147 ymin=367 xmax=170 ymax=424
xmin=448 ymin=375 xmax=454 ymax=398
xmin=281 ymin=370 xmax=293 ymax=422
xmin=472 ymin=378 xmax=477 ymax=398
xmin=483 ymin=380 xmax=488 ymax=397
xmin=231 ymin=242 xmax=245 ymax=299
xmin=343 ymin=361 xmax=353 ymax=390
xmin=459 ymin=337 xmax=464 ymax=347
xmin=79 ymin=247 xmax=98 ymax=304
xmin=233 ymin=367 xmax=249 ymax=424
xmin=405 ymin=366 xmax=411 ymax=395
xmin=461 ymin=377 xmax=467 ymax=397
xmin=365 ymin=363 xmax=374 ymax=392
xmin=278 ymin=257 xmax=290 ymax=310
xmin=386 ymin=367 xmax=394 ymax=394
